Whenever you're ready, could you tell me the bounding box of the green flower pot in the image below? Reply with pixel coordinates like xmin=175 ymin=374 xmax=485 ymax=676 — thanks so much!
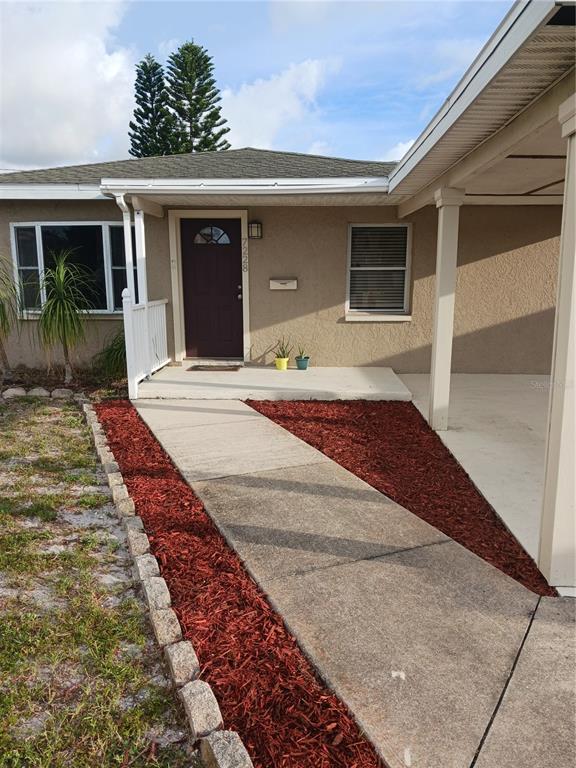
xmin=296 ymin=356 xmax=310 ymax=370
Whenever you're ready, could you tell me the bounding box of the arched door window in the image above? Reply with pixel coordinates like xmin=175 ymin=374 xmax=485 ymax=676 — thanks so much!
xmin=193 ymin=226 xmax=231 ymax=245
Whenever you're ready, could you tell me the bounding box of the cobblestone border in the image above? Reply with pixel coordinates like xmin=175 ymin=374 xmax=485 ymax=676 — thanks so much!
xmin=1 ymin=386 xmax=79 ymax=400
xmin=82 ymin=402 xmax=253 ymax=768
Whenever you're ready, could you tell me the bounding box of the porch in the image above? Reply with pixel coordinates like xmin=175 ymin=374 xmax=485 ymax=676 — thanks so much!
xmin=136 ymin=363 xmax=412 ymax=401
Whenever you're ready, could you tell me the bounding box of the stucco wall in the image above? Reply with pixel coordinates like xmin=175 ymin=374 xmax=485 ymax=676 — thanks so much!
xmin=0 ymin=199 xmax=561 ymax=373
xmin=245 ymin=204 xmax=560 ymax=372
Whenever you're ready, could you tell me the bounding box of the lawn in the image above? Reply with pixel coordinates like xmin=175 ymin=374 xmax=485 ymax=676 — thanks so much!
xmin=0 ymin=397 xmax=195 ymax=768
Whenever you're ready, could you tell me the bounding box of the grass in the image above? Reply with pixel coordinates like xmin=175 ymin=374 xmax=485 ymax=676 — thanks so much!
xmin=0 ymin=398 xmax=195 ymax=768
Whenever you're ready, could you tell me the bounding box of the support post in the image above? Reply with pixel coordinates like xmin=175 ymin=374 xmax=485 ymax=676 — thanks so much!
xmin=122 ymin=288 xmax=138 ymax=400
xmin=429 ymin=187 xmax=465 ymax=431
xmin=133 ymin=208 xmax=149 ymax=305
xmin=114 ymin=195 xmax=136 ymax=303
xmin=134 ymin=207 xmax=152 ymax=376
xmin=538 ymin=94 xmax=576 ymax=590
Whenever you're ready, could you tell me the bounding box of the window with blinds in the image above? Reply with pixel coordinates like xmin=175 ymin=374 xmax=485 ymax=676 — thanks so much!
xmin=348 ymin=225 xmax=410 ymax=314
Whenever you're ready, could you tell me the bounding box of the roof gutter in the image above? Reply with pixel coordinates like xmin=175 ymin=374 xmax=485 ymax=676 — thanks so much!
xmin=388 ymin=0 xmax=560 ymax=193
xmin=99 ymin=176 xmax=390 ymax=196
xmin=0 ymin=183 xmax=105 ymax=200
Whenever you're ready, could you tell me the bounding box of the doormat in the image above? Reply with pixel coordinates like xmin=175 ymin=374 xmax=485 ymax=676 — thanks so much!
xmin=187 ymin=365 xmax=241 ymax=372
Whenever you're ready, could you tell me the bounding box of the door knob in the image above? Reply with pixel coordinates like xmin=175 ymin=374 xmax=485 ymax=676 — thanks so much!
xmin=237 ymin=293 xmax=242 ymax=300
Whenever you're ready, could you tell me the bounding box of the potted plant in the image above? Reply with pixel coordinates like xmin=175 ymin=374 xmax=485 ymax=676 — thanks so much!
xmin=274 ymin=337 xmax=292 ymax=370
xmin=295 ymin=344 xmax=310 ymax=370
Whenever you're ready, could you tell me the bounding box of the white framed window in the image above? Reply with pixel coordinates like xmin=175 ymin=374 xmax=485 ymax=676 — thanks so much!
xmin=346 ymin=224 xmax=411 ymax=319
xmin=10 ymin=221 xmax=137 ymax=313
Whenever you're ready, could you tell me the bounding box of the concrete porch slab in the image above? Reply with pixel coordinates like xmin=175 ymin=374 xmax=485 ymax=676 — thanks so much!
xmin=193 ymin=461 xmax=448 ymax=581
xmin=400 ymin=374 xmax=549 ymax=561
xmin=137 ymin=365 xmax=412 ymax=401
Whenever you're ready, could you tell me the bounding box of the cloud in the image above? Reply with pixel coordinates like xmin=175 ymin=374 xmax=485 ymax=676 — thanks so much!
xmin=414 ymin=36 xmax=487 ymax=88
xmin=158 ymin=38 xmax=181 ymax=62
xmin=382 ymin=139 xmax=415 ymax=162
xmin=220 ymin=59 xmax=339 ymax=150
xmin=307 ymin=140 xmax=332 ymax=157
xmin=0 ymin=1 xmax=135 ymax=169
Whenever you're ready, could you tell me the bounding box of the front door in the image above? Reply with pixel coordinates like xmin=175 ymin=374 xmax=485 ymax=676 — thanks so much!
xmin=181 ymin=218 xmax=243 ymax=358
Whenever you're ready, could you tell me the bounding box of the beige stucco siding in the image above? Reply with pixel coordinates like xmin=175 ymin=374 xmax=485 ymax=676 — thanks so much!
xmin=246 ymin=204 xmax=560 ymax=372
xmin=0 ymin=200 xmax=123 ymax=369
xmin=0 ymin=199 xmax=560 ymax=373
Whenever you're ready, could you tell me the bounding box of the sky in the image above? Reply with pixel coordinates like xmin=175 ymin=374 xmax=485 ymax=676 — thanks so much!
xmin=0 ymin=0 xmax=515 ymax=170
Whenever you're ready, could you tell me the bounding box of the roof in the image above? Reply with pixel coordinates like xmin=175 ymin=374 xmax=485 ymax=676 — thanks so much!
xmin=0 ymin=148 xmax=395 ymax=185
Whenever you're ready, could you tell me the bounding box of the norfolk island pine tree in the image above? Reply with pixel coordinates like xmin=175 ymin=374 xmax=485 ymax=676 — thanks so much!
xmin=166 ymin=41 xmax=231 ymax=152
xmin=129 ymin=54 xmax=179 ymax=158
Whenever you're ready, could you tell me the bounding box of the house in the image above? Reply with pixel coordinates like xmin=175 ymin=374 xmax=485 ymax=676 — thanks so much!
xmin=0 ymin=0 xmax=574 ymax=591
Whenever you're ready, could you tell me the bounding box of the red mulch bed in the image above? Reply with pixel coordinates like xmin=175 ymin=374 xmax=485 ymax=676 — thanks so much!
xmin=246 ymin=399 xmax=555 ymax=597
xmin=95 ymin=400 xmax=386 ymax=768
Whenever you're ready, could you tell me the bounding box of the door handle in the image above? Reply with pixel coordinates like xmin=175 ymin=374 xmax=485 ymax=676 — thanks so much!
xmin=237 ymin=293 xmax=242 ymax=300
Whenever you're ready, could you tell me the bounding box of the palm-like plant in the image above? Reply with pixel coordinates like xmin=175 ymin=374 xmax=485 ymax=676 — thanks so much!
xmin=38 ymin=250 xmax=94 ymax=384
xmin=0 ymin=256 xmax=19 ymax=380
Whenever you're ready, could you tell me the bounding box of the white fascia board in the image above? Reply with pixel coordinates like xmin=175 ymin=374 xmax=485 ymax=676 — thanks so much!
xmin=388 ymin=0 xmax=558 ymax=192
xmin=100 ymin=177 xmax=390 ymax=194
xmin=0 ymin=184 xmax=105 ymax=200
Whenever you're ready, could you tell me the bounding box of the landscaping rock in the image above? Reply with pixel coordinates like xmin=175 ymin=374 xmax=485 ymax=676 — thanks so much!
xmin=134 ymin=553 xmax=160 ymax=580
xmin=116 ymin=497 xmax=136 ymax=516
xmin=149 ymin=608 xmax=182 ymax=647
xmin=164 ymin=641 xmax=200 ymax=687
xmin=2 ymin=387 xmax=26 ymax=399
xmin=51 ymin=388 xmax=73 ymax=399
xmin=98 ymin=448 xmax=116 ymax=465
xmin=123 ymin=515 xmax=145 ymax=532
xmin=102 ymin=460 xmax=120 ymax=474
xmin=107 ymin=472 xmax=124 ymax=489
xmin=200 ymin=731 xmax=254 ymax=768
xmin=28 ymin=387 xmax=50 ymax=398
xmin=142 ymin=576 xmax=171 ymax=610
xmin=112 ymin=484 xmax=129 ymax=503
xmin=127 ymin=529 xmax=150 ymax=557
xmin=178 ymin=680 xmax=223 ymax=740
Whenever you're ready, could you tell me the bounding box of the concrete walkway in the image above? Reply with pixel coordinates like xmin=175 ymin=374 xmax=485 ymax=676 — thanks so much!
xmin=135 ymin=399 xmax=575 ymax=768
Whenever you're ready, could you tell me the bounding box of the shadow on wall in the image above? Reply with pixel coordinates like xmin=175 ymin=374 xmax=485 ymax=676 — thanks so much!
xmin=360 ymin=308 xmax=556 ymax=374
xmin=3 ymin=318 xmax=123 ymax=369
xmin=248 ymin=205 xmax=561 ymax=331
xmin=412 ymin=205 xmax=562 ymax=276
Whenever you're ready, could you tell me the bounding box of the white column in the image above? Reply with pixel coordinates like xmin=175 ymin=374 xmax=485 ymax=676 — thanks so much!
xmin=429 ymin=187 xmax=465 ymax=431
xmin=538 ymin=94 xmax=576 ymax=590
xmin=134 ymin=207 xmax=153 ymax=377
xmin=113 ymin=194 xmax=136 ymax=302
xmin=133 ymin=208 xmax=149 ymax=305
xmin=122 ymin=288 xmax=138 ymax=399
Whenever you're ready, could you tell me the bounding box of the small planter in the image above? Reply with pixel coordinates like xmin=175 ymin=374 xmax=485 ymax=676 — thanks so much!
xmin=275 ymin=357 xmax=289 ymax=371
xmin=295 ymin=356 xmax=310 ymax=370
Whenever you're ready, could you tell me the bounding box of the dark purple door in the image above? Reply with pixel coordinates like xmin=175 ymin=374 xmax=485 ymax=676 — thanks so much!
xmin=181 ymin=218 xmax=243 ymax=358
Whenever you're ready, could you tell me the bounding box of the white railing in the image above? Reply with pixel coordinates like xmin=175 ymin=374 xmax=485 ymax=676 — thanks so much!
xmin=122 ymin=288 xmax=170 ymax=398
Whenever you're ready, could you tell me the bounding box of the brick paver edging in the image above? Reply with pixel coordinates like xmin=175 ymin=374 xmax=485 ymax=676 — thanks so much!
xmin=82 ymin=402 xmax=254 ymax=768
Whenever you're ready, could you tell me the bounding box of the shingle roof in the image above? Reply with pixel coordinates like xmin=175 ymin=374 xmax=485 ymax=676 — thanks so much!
xmin=0 ymin=148 xmax=395 ymax=185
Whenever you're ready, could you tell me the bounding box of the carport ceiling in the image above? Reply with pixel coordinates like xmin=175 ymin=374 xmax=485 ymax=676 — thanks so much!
xmin=465 ymin=118 xmax=567 ymax=197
